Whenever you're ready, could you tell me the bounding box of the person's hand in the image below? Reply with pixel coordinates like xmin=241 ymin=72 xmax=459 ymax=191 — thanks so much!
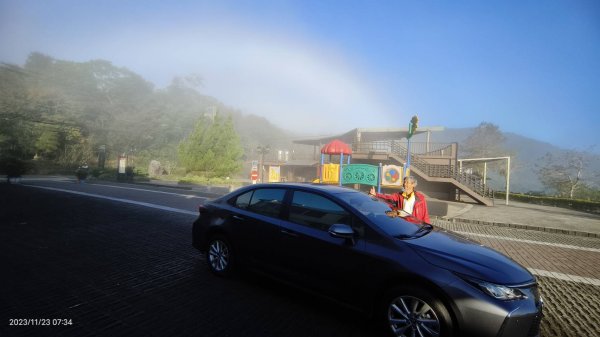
xmin=369 ymin=187 xmax=376 ymax=196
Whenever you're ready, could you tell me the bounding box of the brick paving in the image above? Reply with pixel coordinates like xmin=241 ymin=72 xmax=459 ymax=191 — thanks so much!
xmin=434 ymin=219 xmax=600 ymax=337
xmin=433 ymin=221 xmax=600 ymax=249
xmin=433 ymin=220 xmax=600 ymax=279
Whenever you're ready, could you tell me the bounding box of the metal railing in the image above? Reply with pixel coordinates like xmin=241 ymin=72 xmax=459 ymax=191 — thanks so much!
xmin=355 ymin=141 xmax=456 ymax=157
xmin=355 ymin=141 xmax=494 ymax=199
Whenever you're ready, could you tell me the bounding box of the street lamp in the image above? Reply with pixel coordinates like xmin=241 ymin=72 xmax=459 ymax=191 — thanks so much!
xmin=406 ymin=115 xmax=418 ymax=177
xmin=256 ymin=145 xmax=270 ymax=183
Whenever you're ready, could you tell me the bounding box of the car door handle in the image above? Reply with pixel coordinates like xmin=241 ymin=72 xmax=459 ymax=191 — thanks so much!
xmin=232 ymin=215 xmax=245 ymax=221
xmin=280 ymin=229 xmax=298 ymax=237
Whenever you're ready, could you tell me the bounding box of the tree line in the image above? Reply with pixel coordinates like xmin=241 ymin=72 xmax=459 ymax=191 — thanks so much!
xmin=2 ymin=53 xmax=597 ymax=199
xmin=460 ymin=122 xmax=599 ymax=200
xmin=0 ymin=52 xmax=295 ymax=179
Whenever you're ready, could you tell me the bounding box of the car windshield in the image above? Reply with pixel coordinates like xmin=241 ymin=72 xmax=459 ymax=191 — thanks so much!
xmin=336 ymin=191 xmax=431 ymax=238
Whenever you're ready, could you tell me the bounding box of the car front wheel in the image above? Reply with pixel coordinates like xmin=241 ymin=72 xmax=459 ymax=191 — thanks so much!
xmin=206 ymin=235 xmax=234 ymax=277
xmin=382 ymin=285 xmax=454 ymax=337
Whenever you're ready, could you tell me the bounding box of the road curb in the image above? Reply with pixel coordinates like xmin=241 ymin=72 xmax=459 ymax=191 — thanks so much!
xmin=437 ymin=216 xmax=600 ymax=238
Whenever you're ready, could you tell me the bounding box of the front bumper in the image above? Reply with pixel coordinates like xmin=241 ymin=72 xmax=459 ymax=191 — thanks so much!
xmin=445 ymin=279 xmax=543 ymax=337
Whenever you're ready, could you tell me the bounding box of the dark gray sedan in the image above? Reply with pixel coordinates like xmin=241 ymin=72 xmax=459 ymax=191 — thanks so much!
xmin=192 ymin=183 xmax=543 ymax=337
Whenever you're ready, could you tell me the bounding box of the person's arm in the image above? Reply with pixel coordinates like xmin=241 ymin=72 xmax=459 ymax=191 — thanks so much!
xmin=369 ymin=187 xmax=400 ymax=203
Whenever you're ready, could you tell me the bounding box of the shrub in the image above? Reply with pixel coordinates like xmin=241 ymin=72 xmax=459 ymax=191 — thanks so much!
xmin=178 ymin=174 xmax=234 ymax=186
xmin=0 ymin=157 xmax=30 ymax=177
xmin=495 ymin=192 xmax=600 ymax=214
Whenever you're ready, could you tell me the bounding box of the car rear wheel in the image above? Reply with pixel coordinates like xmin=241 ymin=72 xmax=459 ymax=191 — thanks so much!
xmin=382 ymin=285 xmax=454 ymax=337
xmin=207 ymin=235 xmax=234 ymax=277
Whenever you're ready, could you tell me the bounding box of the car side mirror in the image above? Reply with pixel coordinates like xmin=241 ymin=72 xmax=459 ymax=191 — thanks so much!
xmin=328 ymin=224 xmax=355 ymax=245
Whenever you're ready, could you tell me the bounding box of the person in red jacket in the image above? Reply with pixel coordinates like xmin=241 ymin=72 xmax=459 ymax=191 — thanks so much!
xmin=369 ymin=175 xmax=431 ymax=224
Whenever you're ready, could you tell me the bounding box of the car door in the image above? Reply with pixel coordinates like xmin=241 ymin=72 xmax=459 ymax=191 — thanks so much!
xmin=277 ymin=190 xmax=370 ymax=307
xmin=224 ymin=187 xmax=287 ymax=274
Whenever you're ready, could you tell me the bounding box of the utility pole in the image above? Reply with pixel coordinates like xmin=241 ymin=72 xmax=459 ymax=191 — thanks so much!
xmin=256 ymin=145 xmax=270 ymax=183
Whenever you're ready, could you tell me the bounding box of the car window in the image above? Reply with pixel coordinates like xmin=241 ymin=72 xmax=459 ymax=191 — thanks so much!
xmin=336 ymin=191 xmax=422 ymax=237
xmin=289 ymin=191 xmax=350 ymax=231
xmin=246 ymin=188 xmax=286 ymax=218
xmin=233 ymin=190 xmax=253 ymax=209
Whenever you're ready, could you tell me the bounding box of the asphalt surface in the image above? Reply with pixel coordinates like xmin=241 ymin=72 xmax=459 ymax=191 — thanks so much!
xmin=2 ymin=178 xmax=600 ymax=337
xmin=0 ymin=183 xmax=379 ymax=337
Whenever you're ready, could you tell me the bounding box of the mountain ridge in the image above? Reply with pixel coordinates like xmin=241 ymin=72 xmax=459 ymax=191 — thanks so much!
xmin=425 ymin=128 xmax=599 ymax=193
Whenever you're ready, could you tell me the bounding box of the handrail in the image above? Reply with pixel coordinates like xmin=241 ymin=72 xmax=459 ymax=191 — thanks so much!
xmin=354 ymin=141 xmax=494 ymax=199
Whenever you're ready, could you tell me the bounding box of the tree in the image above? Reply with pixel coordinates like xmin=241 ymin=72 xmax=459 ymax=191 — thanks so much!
xmin=536 ymin=150 xmax=592 ymax=198
xmin=0 ymin=63 xmax=39 ymax=160
xmin=34 ymin=130 xmax=59 ymax=158
xmin=178 ymin=114 xmax=243 ymax=177
xmin=461 ymin=122 xmax=506 ymax=158
xmin=2 ymin=52 xmax=296 ymax=178
xmin=460 ymin=122 xmax=514 ymax=187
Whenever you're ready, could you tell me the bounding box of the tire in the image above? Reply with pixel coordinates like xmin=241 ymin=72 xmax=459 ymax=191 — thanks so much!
xmin=206 ymin=235 xmax=234 ymax=277
xmin=381 ymin=285 xmax=454 ymax=337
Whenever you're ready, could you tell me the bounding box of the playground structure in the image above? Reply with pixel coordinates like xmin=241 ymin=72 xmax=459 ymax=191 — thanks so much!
xmin=294 ymin=127 xmax=496 ymax=206
xmin=317 ymin=139 xmax=410 ymax=194
xmin=255 ymin=127 xmax=500 ymax=206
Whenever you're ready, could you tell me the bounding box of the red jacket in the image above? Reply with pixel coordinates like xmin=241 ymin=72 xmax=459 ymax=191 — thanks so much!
xmin=374 ymin=190 xmax=431 ymax=224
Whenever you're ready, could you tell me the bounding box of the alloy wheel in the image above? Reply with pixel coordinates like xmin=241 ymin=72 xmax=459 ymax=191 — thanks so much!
xmin=208 ymin=239 xmax=230 ymax=272
xmin=388 ymin=295 xmax=441 ymax=337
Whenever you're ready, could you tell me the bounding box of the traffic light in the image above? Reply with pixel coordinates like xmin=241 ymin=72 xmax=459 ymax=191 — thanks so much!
xmin=408 ymin=115 xmax=419 ymax=139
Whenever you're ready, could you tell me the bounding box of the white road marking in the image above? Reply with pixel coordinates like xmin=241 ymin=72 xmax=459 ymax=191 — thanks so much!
xmin=47 ymin=180 xmax=204 ymax=199
xmin=455 ymin=231 xmax=600 ymax=253
xmin=528 ymin=268 xmax=600 ymax=286
xmin=24 ymin=184 xmax=198 ymax=216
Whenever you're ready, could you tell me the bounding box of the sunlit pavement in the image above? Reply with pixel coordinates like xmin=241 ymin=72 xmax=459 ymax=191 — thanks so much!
xmin=434 ymin=220 xmax=600 ymax=337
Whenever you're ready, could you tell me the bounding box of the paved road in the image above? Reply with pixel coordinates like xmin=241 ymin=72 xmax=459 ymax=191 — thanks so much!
xmin=2 ymin=178 xmax=599 ymax=337
xmin=1 ymin=183 xmax=377 ymax=337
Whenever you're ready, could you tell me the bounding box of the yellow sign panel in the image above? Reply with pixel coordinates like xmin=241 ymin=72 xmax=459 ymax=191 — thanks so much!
xmin=321 ymin=163 xmax=339 ymax=183
xmin=268 ymin=166 xmax=281 ymax=183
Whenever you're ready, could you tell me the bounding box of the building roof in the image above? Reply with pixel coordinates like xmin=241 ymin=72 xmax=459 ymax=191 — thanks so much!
xmin=292 ymin=127 xmax=444 ymax=146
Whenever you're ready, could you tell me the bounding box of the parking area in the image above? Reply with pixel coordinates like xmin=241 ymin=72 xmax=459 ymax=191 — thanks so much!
xmin=1 ymin=182 xmax=599 ymax=337
xmin=434 ymin=220 xmax=600 ymax=337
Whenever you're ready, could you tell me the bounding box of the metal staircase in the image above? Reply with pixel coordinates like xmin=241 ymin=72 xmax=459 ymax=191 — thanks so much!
xmin=355 ymin=141 xmax=494 ymax=206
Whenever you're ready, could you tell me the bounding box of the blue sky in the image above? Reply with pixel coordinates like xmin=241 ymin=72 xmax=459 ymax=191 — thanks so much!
xmin=1 ymin=0 xmax=599 ymax=151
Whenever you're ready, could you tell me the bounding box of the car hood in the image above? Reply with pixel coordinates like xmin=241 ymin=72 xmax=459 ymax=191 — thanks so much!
xmin=405 ymin=228 xmax=534 ymax=285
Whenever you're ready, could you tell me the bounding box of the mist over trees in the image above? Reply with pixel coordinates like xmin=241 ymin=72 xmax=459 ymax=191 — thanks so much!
xmin=535 ymin=150 xmax=600 ymax=199
xmin=459 ymin=122 xmax=515 ymax=186
xmin=457 ymin=122 xmax=599 ymax=200
xmin=0 ymin=52 xmax=297 ymax=179
xmin=3 ymin=53 xmax=598 ymax=199
xmin=461 ymin=122 xmax=507 ymax=159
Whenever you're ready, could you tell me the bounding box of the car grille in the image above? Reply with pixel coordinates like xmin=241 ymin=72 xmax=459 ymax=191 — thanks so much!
xmin=527 ymin=284 xmax=543 ymax=337
xmin=527 ymin=312 xmax=543 ymax=337
xmin=530 ymin=284 xmax=541 ymax=304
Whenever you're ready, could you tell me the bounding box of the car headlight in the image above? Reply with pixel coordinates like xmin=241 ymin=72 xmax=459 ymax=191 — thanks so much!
xmin=457 ymin=274 xmax=528 ymax=301
xmin=477 ymin=281 xmax=528 ymax=300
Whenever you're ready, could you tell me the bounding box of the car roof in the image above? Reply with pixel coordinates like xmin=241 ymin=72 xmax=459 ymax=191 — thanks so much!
xmin=241 ymin=183 xmax=360 ymax=195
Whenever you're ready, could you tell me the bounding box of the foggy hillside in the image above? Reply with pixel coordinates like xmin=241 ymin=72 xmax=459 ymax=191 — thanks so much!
xmin=3 ymin=53 xmax=597 ymax=193
xmin=427 ymin=128 xmax=600 ymax=193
